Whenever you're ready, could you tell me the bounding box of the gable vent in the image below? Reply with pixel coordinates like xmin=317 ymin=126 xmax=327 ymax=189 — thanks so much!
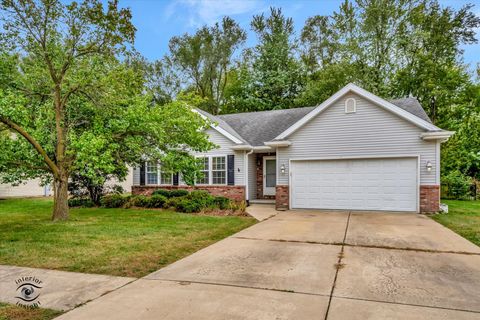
xmin=345 ymin=98 xmax=356 ymax=113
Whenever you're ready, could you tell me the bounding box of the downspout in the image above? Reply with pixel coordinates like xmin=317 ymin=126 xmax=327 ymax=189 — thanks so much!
xmin=244 ymin=148 xmax=254 ymax=206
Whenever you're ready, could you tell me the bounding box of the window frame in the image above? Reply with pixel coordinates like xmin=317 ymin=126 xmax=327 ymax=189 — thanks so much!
xmin=195 ymin=156 xmax=210 ymax=185
xmin=145 ymin=161 xmax=173 ymax=186
xmin=194 ymin=155 xmax=228 ymax=186
xmin=345 ymin=97 xmax=357 ymax=113
xmin=211 ymin=156 xmax=227 ymax=185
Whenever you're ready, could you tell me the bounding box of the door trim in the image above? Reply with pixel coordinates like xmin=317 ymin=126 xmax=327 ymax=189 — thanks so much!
xmin=263 ymin=156 xmax=276 ymax=196
xmin=289 ymin=155 xmax=420 ymax=213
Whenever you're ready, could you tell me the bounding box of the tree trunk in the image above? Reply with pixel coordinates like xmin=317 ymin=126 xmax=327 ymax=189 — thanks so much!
xmin=52 ymin=177 xmax=69 ymax=221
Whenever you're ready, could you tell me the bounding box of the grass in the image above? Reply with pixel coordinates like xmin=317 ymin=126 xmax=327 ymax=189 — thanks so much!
xmin=0 ymin=303 xmax=62 ymax=320
xmin=432 ymin=199 xmax=480 ymax=246
xmin=0 ymin=198 xmax=256 ymax=277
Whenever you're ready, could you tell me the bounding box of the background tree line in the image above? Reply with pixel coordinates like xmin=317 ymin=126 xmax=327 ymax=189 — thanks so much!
xmin=146 ymin=0 xmax=480 ymax=190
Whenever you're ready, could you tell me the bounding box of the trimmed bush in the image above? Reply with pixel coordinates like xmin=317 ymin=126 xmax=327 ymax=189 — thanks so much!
xmin=100 ymin=194 xmax=128 ymax=208
xmin=169 ymin=189 xmax=189 ymax=198
xmin=68 ymin=198 xmax=95 ymax=208
xmin=177 ymin=198 xmax=203 ymax=213
xmin=132 ymin=195 xmax=150 ymax=207
xmin=214 ymin=196 xmax=231 ymax=210
xmin=164 ymin=196 xmax=183 ymax=209
xmin=152 ymin=189 xmax=171 ymax=198
xmin=189 ymin=190 xmax=215 ymax=204
xmin=148 ymin=195 xmax=167 ymax=208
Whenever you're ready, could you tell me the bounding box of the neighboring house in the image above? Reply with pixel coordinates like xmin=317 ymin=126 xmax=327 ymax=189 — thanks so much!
xmin=0 ymin=179 xmax=52 ymax=198
xmin=0 ymin=168 xmax=133 ymax=199
xmin=132 ymin=84 xmax=453 ymax=213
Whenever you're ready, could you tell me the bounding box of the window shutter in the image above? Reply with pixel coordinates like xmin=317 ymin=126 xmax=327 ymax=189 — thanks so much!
xmin=227 ymin=155 xmax=235 ymax=185
xmin=173 ymin=173 xmax=179 ymax=186
xmin=139 ymin=163 xmax=146 ymax=186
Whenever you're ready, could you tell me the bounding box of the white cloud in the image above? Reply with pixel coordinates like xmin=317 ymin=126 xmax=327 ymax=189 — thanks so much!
xmin=166 ymin=0 xmax=264 ymax=27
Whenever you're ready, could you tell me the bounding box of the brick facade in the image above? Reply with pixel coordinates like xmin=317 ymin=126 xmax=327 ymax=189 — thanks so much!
xmin=275 ymin=185 xmax=289 ymax=210
xmin=132 ymin=185 xmax=246 ymax=202
xmin=420 ymin=185 xmax=440 ymax=213
xmin=255 ymin=153 xmax=276 ymax=200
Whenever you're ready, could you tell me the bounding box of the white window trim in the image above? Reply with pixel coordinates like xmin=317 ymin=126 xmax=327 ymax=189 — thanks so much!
xmin=345 ymin=97 xmax=356 ymax=113
xmin=145 ymin=161 xmax=173 ymax=186
xmin=195 ymin=156 xmax=210 ymax=186
xmin=194 ymin=155 xmax=228 ymax=186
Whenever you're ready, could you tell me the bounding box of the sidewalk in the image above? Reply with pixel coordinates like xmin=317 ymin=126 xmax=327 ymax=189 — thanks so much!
xmin=0 ymin=265 xmax=135 ymax=311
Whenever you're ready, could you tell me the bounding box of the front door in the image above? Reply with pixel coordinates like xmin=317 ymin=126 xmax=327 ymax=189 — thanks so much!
xmin=263 ymin=157 xmax=276 ymax=196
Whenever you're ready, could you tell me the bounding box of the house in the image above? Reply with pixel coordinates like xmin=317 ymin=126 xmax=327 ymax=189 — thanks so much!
xmin=0 ymin=169 xmax=134 ymax=199
xmin=0 ymin=179 xmax=52 ymax=198
xmin=132 ymin=84 xmax=453 ymax=213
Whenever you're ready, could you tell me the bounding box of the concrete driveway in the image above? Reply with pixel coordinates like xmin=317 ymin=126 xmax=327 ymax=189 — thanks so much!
xmin=57 ymin=208 xmax=480 ymax=320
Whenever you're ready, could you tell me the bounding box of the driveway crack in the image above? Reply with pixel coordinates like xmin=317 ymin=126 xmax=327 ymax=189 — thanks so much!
xmin=324 ymin=211 xmax=351 ymax=320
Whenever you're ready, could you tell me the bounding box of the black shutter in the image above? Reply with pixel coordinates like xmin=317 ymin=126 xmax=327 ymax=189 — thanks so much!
xmin=173 ymin=173 xmax=179 ymax=186
xmin=227 ymin=155 xmax=235 ymax=185
xmin=139 ymin=162 xmax=145 ymax=186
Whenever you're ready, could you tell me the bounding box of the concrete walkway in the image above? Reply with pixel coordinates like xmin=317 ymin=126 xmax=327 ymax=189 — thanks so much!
xmin=57 ymin=210 xmax=480 ymax=319
xmin=245 ymin=203 xmax=278 ymax=221
xmin=0 ymin=265 xmax=135 ymax=311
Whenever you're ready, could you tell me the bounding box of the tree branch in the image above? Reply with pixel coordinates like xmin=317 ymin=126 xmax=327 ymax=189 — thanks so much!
xmin=0 ymin=116 xmax=59 ymax=178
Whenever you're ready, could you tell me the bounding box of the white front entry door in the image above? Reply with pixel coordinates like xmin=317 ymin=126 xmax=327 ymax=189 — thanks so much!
xmin=263 ymin=157 xmax=276 ymax=196
xmin=291 ymin=158 xmax=418 ymax=212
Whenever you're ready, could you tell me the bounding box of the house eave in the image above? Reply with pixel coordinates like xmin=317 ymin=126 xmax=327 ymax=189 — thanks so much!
xmin=420 ymin=131 xmax=455 ymax=142
xmin=264 ymin=140 xmax=292 ymax=147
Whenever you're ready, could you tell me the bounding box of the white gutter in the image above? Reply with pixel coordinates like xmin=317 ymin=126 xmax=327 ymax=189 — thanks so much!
xmin=244 ymin=149 xmax=254 ymax=202
xmin=420 ymin=131 xmax=455 ymax=142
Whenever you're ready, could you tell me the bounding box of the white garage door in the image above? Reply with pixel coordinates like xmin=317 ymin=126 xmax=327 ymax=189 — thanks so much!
xmin=291 ymin=158 xmax=418 ymax=212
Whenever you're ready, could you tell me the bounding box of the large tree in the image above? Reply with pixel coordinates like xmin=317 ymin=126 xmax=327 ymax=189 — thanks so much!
xmin=0 ymin=0 xmax=212 ymax=220
xmin=225 ymin=7 xmax=304 ymax=112
xmin=168 ymin=17 xmax=246 ymax=114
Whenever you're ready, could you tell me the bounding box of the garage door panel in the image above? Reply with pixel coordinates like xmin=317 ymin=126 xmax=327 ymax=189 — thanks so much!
xmin=291 ymin=158 xmax=417 ymax=212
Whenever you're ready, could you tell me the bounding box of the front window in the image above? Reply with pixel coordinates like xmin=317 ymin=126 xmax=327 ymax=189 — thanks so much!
xmin=212 ymin=156 xmax=226 ymax=185
xmin=196 ymin=157 xmax=209 ymax=184
xmin=160 ymin=170 xmax=172 ymax=185
xmin=146 ymin=161 xmax=158 ymax=185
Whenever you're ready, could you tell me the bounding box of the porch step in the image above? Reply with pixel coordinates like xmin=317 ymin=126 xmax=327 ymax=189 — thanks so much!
xmin=249 ymin=199 xmax=275 ymax=204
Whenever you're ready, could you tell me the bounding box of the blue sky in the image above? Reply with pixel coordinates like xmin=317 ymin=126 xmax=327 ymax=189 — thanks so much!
xmin=121 ymin=0 xmax=479 ymax=71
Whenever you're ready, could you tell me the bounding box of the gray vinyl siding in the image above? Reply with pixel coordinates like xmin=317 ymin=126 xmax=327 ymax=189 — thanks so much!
xmin=277 ymin=93 xmax=438 ymax=185
xmin=247 ymin=153 xmax=257 ymax=200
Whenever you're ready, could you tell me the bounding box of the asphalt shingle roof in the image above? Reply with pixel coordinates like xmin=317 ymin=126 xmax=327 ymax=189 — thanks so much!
xmin=204 ymin=97 xmax=432 ymax=146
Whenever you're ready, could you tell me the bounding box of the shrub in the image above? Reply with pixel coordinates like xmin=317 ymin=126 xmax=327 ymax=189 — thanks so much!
xmin=442 ymin=171 xmax=472 ymax=200
xmin=152 ymin=189 xmax=171 ymax=198
xmin=148 ymin=195 xmax=167 ymax=208
xmin=177 ymin=198 xmax=203 ymax=213
xmin=131 ymin=195 xmax=150 ymax=207
xmin=68 ymin=198 xmax=95 ymax=208
xmin=189 ymin=190 xmax=215 ymax=207
xmin=100 ymin=194 xmax=128 ymax=208
xmin=164 ymin=196 xmax=183 ymax=209
xmin=169 ymin=189 xmax=189 ymax=198
xmin=214 ymin=196 xmax=231 ymax=210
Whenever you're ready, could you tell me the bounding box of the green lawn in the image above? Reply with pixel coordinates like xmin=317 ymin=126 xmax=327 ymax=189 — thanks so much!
xmin=0 ymin=198 xmax=255 ymax=277
xmin=432 ymin=199 xmax=480 ymax=246
xmin=0 ymin=303 xmax=62 ymax=320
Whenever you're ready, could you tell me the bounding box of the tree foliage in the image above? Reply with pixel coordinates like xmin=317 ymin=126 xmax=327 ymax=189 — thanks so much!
xmin=168 ymin=17 xmax=246 ymax=114
xmin=0 ymin=0 xmax=212 ymax=220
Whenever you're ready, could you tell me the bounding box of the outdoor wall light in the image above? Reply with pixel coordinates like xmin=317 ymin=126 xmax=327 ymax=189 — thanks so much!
xmin=280 ymin=164 xmax=286 ymax=174
xmin=426 ymin=161 xmax=433 ymax=172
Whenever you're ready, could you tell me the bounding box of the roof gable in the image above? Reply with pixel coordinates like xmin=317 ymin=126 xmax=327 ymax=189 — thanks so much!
xmin=274 ymin=83 xmax=441 ymax=140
